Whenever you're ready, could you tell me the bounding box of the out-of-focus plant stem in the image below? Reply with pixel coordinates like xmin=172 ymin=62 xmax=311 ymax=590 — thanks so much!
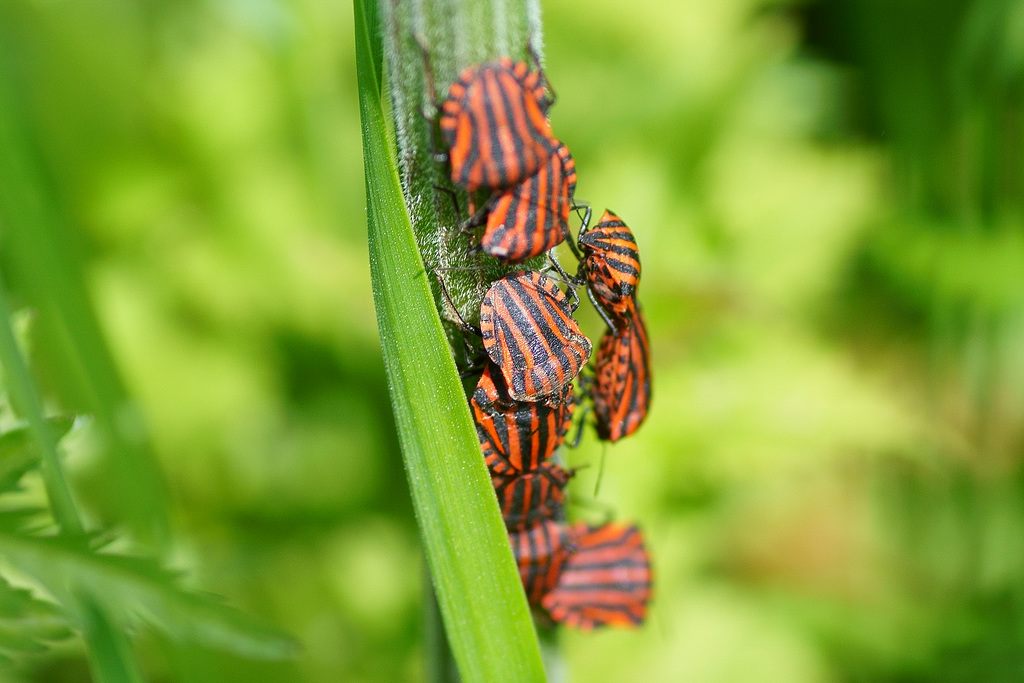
xmin=0 ymin=279 xmax=82 ymax=535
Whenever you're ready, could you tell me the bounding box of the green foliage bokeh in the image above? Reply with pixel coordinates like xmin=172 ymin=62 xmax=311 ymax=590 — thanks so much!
xmin=3 ymin=0 xmax=1024 ymax=681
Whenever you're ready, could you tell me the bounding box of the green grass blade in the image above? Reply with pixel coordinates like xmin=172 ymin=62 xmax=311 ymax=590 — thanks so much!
xmin=353 ymin=1 xmax=546 ymax=681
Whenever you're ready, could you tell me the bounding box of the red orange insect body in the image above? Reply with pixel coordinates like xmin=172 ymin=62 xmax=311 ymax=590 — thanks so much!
xmin=542 ymin=522 xmax=652 ymax=629
xmin=579 ymin=210 xmax=641 ymax=330
xmin=591 ymin=309 xmax=651 ymax=442
xmin=440 ymin=58 xmax=555 ymax=191
xmin=470 ymin=141 xmax=577 ymax=264
xmin=492 ymin=464 xmax=573 ymax=531
xmin=509 ymin=520 xmax=571 ymax=604
xmin=471 ymin=363 xmax=575 ymax=477
xmin=479 ymin=270 xmax=592 ymax=402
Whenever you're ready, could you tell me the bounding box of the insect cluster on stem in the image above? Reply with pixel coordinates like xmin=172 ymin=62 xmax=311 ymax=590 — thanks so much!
xmin=424 ymin=49 xmax=656 ymax=630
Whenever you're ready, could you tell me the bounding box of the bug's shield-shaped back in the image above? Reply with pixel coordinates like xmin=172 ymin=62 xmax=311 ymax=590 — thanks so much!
xmin=579 ymin=209 xmax=642 ymax=330
xmin=480 ymin=271 xmax=592 ymax=402
xmin=440 ymin=60 xmax=556 ymax=191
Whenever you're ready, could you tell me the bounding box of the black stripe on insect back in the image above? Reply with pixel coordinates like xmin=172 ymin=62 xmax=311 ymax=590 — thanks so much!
xmin=533 ymin=152 xmax=561 ymax=240
xmin=489 ymin=309 xmax=530 ymax=373
xmin=508 ymin=402 xmax=554 ymax=472
xmin=488 ymin=73 xmax=518 ymax=188
xmin=589 ymin=229 xmax=634 ymax=246
xmin=588 ymin=235 xmax=639 ymax=259
xmin=548 ymin=580 xmax=651 ymax=593
xmin=494 ymin=69 xmax=532 ymax=185
xmin=608 ymin=259 xmax=640 ymax=277
xmin=554 ymin=559 xmax=650 ymax=571
xmin=480 ymin=74 xmax=506 ymax=188
xmin=594 ymin=215 xmax=627 ymax=228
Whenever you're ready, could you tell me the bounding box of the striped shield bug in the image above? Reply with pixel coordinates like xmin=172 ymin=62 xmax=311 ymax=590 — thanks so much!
xmin=480 ymin=270 xmax=592 ymax=402
xmin=509 ymin=520 xmax=572 ymax=605
xmin=471 ymin=363 xmax=576 ymax=477
xmin=541 ymin=522 xmax=652 ymax=629
xmin=591 ymin=309 xmax=651 ymax=442
xmin=440 ymin=58 xmax=556 ymax=191
xmin=463 ymin=141 xmax=579 ymax=264
xmin=492 ymin=464 xmax=574 ymax=531
xmin=578 ymin=210 xmax=641 ymax=330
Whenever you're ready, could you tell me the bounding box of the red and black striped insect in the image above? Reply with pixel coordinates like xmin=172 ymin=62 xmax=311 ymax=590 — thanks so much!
xmin=463 ymin=141 xmax=579 ymax=264
xmin=541 ymin=522 xmax=652 ymax=629
xmin=471 ymin=363 xmax=576 ymax=477
xmin=493 ymin=464 xmax=573 ymax=531
xmin=480 ymin=270 xmax=592 ymax=402
xmin=591 ymin=309 xmax=651 ymax=442
xmin=509 ymin=520 xmax=572 ymax=605
xmin=440 ymin=58 xmax=556 ymax=191
xmin=578 ymin=210 xmax=641 ymax=330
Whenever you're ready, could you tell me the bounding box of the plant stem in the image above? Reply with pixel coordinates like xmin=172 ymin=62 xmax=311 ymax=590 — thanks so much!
xmin=80 ymin=598 xmax=145 ymax=683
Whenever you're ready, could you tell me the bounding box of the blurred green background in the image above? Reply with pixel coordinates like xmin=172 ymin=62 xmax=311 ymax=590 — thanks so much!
xmin=2 ymin=0 xmax=1024 ymax=680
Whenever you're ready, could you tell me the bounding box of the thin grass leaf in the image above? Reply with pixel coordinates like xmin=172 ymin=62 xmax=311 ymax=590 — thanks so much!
xmin=79 ymin=597 xmax=144 ymax=683
xmin=0 ymin=531 xmax=297 ymax=661
xmin=354 ymin=0 xmax=546 ymax=681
